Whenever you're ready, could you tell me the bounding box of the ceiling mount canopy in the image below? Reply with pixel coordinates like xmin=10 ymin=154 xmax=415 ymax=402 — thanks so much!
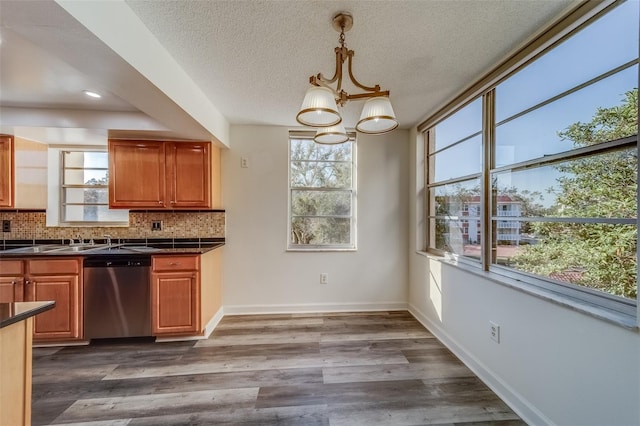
xmin=296 ymin=12 xmax=398 ymax=143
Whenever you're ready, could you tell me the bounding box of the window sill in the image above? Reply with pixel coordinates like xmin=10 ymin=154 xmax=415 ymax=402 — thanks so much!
xmin=415 ymin=251 xmax=639 ymax=330
xmin=287 ymin=247 xmax=357 ymax=252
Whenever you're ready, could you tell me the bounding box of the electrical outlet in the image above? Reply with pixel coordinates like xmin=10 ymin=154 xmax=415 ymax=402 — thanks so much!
xmin=2 ymin=220 xmax=10 ymax=233
xmin=151 ymin=220 xmax=163 ymax=231
xmin=241 ymin=157 xmax=249 ymax=168
xmin=489 ymin=321 xmax=500 ymax=343
xmin=320 ymin=273 xmax=328 ymax=285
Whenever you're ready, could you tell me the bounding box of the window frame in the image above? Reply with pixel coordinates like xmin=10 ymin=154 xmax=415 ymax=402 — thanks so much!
xmin=421 ymin=0 xmax=639 ymax=323
xmin=287 ymin=132 xmax=357 ymax=251
xmin=49 ymin=147 xmax=128 ymax=227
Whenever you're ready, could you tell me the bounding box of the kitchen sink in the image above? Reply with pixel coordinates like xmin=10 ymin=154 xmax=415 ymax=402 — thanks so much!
xmin=51 ymin=244 xmax=123 ymax=253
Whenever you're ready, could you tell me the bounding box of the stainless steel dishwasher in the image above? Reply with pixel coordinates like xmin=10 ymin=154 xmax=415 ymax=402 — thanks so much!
xmin=83 ymin=256 xmax=152 ymax=339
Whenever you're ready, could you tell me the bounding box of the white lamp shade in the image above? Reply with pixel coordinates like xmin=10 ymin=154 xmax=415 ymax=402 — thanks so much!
xmin=314 ymin=124 xmax=349 ymax=144
xmin=296 ymin=86 xmax=341 ymax=127
xmin=356 ymin=97 xmax=399 ymax=134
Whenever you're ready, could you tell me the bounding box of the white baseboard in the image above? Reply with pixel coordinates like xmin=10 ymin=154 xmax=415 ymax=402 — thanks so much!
xmin=223 ymin=301 xmax=408 ymax=315
xmin=408 ymin=303 xmax=551 ymax=426
xmin=155 ymin=307 xmax=224 ymax=342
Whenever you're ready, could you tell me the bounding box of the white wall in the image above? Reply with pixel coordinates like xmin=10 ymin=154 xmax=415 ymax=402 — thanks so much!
xmin=222 ymin=125 xmax=409 ymax=313
xmin=407 ymin=130 xmax=640 ymax=426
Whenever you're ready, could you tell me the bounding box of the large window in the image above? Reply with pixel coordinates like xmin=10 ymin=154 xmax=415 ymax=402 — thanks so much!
xmin=288 ymin=133 xmax=356 ymax=250
xmin=58 ymin=149 xmax=128 ymax=225
xmin=424 ymin=0 xmax=639 ymax=316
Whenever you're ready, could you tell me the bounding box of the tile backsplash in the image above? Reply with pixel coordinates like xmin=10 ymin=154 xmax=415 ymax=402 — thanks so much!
xmin=0 ymin=210 xmax=225 ymax=242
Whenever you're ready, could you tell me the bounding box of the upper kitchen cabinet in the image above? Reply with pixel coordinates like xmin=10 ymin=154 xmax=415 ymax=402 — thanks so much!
xmin=0 ymin=135 xmax=14 ymax=208
xmin=109 ymin=140 xmax=218 ymax=209
xmin=108 ymin=140 xmax=165 ymax=208
xmin=0 ymin=136 xmax=51 ymax=210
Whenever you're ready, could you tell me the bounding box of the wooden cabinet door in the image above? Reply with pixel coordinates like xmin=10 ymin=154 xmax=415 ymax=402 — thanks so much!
xmin=27 ymin=274 xmax=81 ymax=341
xmin=0 ymin=135 xmax=14 ymax=208
xmin=0 ymin=276 xmax=23 ymax=303
xmin=151 ymin=271 xmax=200 ymax=335
xmin=109 ymin=140 xmax=166 ymax=208
xmin=167 ymin=142 xmax=211 ymax=208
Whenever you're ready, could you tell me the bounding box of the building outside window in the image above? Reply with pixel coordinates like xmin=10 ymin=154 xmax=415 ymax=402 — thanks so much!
xmin=424 ymin=0 xmax=639 ymax=314
xmin=288 ymin=133 xmax=356 ymax=250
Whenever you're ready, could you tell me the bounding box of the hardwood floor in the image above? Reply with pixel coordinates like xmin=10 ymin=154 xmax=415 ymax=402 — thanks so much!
xmin=32 ymin=311 xmax=526 ymax=425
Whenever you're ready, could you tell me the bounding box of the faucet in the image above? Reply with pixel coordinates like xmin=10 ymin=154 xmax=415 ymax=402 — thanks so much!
xmin=76 ymin=234 xmax=84 ymax=245
xmin=103 ymin=234 xmax=112 ymax=246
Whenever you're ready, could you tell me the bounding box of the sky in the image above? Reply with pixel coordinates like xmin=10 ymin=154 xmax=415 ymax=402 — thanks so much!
xmin=431 ymin=0 xmax=639 ymax=208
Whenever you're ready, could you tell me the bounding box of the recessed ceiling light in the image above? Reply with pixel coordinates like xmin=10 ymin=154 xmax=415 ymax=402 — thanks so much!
xmin=83 ymin=90 xmax=102 ymax=99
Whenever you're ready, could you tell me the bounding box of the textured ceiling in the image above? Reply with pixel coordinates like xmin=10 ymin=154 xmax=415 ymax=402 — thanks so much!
xmin=0 ymin=0 xmax=578 ymax=144
xmin=125 ymin=0 xmax=577 ymax=129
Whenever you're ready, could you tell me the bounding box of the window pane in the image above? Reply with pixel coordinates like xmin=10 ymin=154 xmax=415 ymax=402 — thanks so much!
xmin=433 ymin=98 xmax=482 ymax=151
xmin=429 ymin=135 xmax=482 ymax=182
xmin=428 ymin=179 xmax=482 ymax=256
xmin=63 ymin=205 xmax=129 ymax=222
xmin=64 ymin=188 xmax=109 ymax=204
xmin=291 ymin=217 xmax=350 ymax=245
xmin=64 ymin=169 xmax=108 ymax=185
xmin=496 ymin=222 xmax=637 ymax=300
xmin=428 ymin=218 xmax=481 ymax=261
xmin=291 ymin=161 xmax=352 ymax=188
xmin=496 ymin=66 xmax=638 ymax=165
xmin=428 ymin=179 xmax=481 ymax=217
xmin=493 ymin=147 xmax=637 ymax=219
xmin=496 ymin=0 xmax=639 ymax=121
xmin=63 ymin=151 xmax=108 ymax=168
xmin=291 ymin=190 xmax=351 ymax=216
xmin=290 ymin=139 xmax=352 ymax=162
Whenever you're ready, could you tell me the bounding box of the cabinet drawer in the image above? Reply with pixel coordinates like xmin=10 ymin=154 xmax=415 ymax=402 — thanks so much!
xmin=28 ymin=258 xmax=81 ymax=275
xmin=0 ymin=260 xmax=24 ymax=275
xmin=153 ymin=255 xmax=199 ymax=272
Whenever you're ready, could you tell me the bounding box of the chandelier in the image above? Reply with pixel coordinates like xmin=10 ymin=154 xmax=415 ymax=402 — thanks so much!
xmin=296 ymin=13 xmax=399 ymax=144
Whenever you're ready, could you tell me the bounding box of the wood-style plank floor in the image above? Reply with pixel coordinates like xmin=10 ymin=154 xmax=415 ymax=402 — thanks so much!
xmin=32 ymin=311 xmax=526 ymax=425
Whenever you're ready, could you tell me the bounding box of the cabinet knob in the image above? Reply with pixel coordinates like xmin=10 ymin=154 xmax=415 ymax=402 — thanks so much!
xmin=11 ymin=281 xmax=16 ymax=285
xmin=170 ymin=201 xmax=175 ymax=204
xmin=25 ymin=280 xmax=30 ymax=285
xmin=158 ymin=201 xmax=163 ymax=205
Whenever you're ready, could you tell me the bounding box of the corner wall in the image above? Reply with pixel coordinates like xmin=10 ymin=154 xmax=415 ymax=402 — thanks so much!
xmin=407 ymin=130 xmax=640 ymax=425
xmin=222 ymin=125 xmax=409 ymax=313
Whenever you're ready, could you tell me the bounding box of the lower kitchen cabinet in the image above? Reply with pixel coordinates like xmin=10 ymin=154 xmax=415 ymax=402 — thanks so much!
xmin=0 ymin=260 xmax=24 ymax=302
xmin=151 ymin=255 xmax=200 ymax=335
xmin=0 ymin=258 xmax=82 ymax=341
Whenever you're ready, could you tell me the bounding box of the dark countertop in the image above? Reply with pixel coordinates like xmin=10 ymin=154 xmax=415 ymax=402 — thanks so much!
xmin=0 ymin=301 xmax=56 ymax=329
xmin=0 ymin=241 xmax=224 ymax=258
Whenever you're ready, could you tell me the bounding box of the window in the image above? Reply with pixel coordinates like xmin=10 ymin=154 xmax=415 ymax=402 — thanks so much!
xmin=48 ymin=148 xmax=128 ymax=226
xmin=424 ymin=0 xmax=639 ymax=316
xmin=426 ymin=98 xmax=483 ymax=261
xmin=288 ymin=133 xmax=356 ymax=250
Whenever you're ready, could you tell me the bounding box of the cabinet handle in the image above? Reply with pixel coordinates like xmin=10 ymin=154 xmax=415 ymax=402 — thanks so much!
xmin=158 ymin=201 xmax=163 ymax=205
xmin=169 ymin=262 xmax=181 ymax=266
xmin=170 ymin=201 xmax=175 ymax=204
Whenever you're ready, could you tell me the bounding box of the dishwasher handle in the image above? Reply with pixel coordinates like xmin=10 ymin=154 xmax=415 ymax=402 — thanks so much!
xmin=83 ymin=256 xmax=151 ymax=268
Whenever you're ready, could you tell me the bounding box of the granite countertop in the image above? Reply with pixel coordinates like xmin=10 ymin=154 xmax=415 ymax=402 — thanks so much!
xmin=0 ymin=240 xmax=225 ymax=257
xmin=0 ymin=301 xmax=56 ymax=329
